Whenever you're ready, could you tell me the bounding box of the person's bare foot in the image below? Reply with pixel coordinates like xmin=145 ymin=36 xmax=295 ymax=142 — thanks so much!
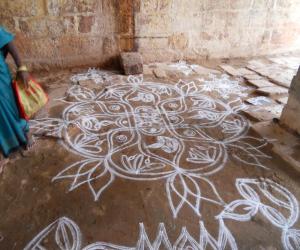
xmin=20 ymin=133 xmax=36 ymax=157
xmin=26 ymin=132 xmax=36 ymax=150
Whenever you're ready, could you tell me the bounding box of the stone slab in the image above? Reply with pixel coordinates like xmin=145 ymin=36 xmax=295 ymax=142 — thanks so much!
xmin=237 ymin=68 xmax=255 ymax=76
xmin=247 ymin=60 xmax=266 ymax=69
xmin=219 ymin=65 xmax=241 ymax=76
xmin=247 ymin=79 xmax=276 ymax=88
xmin=270 ymin=77 xmax=291 ymax=88
xmin=247 ymin=62 xmax=293 ymax=88
xmin=244 ymin=104 xmax=283 ymax=121
xmin=268 ymin=57 xmax=300 ymax=71
xmin=243 ymin=108 xmax=275 ymax=122
xmin=120 ymin=52 xmax=143 ymax=75
xmin=192 ymin=65 xmax=221 ymax=75
xmin=263 ymin=104 xmax=284 ymax=118
xmin=243 ymin=74 xmax=264 ymax=81
xmin=256 ymin=86 xmax=289 ymax=95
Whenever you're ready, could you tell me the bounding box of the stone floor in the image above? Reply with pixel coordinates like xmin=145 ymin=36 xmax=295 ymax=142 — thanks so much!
xmin=0 ymin=55 xmax=300 ymax=249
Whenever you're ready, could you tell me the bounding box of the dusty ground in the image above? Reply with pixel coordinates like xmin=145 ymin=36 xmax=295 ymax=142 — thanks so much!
xmin=0 ymin=56 xmax=300 ymax=250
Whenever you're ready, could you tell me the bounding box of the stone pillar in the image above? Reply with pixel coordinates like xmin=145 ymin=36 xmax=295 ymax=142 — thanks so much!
xmin=280 ymin=66 xmax=300 ymax=134
xmin=118 ymin=0 xmax=136 ymax=52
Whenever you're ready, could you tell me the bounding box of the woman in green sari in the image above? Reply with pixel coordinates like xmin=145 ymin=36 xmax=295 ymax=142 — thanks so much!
xmin=0 ymin=26 xmax=30 ymax=166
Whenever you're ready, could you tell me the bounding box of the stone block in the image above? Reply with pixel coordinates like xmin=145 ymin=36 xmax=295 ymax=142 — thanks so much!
xmin=0 ymin=13 xmax=16 ymax=32
xmin=78 ymin=15 xmax=95 ymax=33
xmin=120 ymin=52 xmax=143 ymax=75
xmin=19 ymin=17 xmax=70 ymax=37
xmin=102 ymin=37 xmax=118 ymax=55
xmin=47 ymin=0 xmax=60 ymax=16
xmin=135 ymin=13 xmax=172 ymax=37
xmin=47 ymin=0 xmax=98 ymax=15
xmin=77 ymin=0 xmax=98 ymax=12
xmin=168 ymin=33 xmax=189 ymax=50
xmin=137 ymin=37 xmax=169 ymax=50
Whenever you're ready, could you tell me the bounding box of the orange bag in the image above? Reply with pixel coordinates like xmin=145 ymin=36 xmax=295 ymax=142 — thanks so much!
xmin=13 ymin=78 xmax=48 ymax=120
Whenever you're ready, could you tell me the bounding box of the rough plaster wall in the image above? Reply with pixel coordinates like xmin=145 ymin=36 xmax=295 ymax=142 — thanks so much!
xmin=0 ymin=0 xmax=300 ymax=69
xmin=0 ymin=0 xmax=131 ymax=69
xmin=135 ymin=0 xmax=300 ymax=62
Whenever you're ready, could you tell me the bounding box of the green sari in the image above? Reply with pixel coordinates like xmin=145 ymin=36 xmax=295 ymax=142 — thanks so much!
xmin=0 ymin=26 xmax=28 ymax=157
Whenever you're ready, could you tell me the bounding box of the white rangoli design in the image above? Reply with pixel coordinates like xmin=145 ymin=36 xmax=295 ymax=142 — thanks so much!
xmin=197 ymin=74 xmax=249 ymax=99
xmin=27 ymin=74 xmax=300 ymax=249
xmin=169 ymin=60 xmax=200 ymax=76
xmin=24 ymin=178 xmax=300 ymax=250
xmin=246 ymin=96 xmax=274 ymax=106
xmin=30 ymin=75 xmax=271 ymax=219
xmin=70 ymin=68 xmax=113 ymax=84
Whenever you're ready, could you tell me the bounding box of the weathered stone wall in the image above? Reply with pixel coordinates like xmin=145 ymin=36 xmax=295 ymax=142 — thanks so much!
xmin=135 ymin=0 xmax=300 ymax=62
xmin=0 ymin=0 xmax=299 ymax=69
xmin=0 ymin=0 xmax=133 ymax=69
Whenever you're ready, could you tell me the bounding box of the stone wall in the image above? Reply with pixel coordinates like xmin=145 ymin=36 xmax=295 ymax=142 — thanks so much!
xmin=0 ymin=0 xmax=300 ymax=69
xmin=0 ymin=0 xmax=133 ymax=69
xmin=135 ymin=0 xmax=300 ymax=62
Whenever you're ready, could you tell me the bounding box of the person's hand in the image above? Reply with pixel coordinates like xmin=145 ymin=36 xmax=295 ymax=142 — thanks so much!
xmin=17 ymin=71 xmax=30 ymax=89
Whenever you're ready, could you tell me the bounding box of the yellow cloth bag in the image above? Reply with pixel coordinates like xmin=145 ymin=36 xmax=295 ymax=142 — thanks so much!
xmin=13 ymin=78 xmax=48 ymax=120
